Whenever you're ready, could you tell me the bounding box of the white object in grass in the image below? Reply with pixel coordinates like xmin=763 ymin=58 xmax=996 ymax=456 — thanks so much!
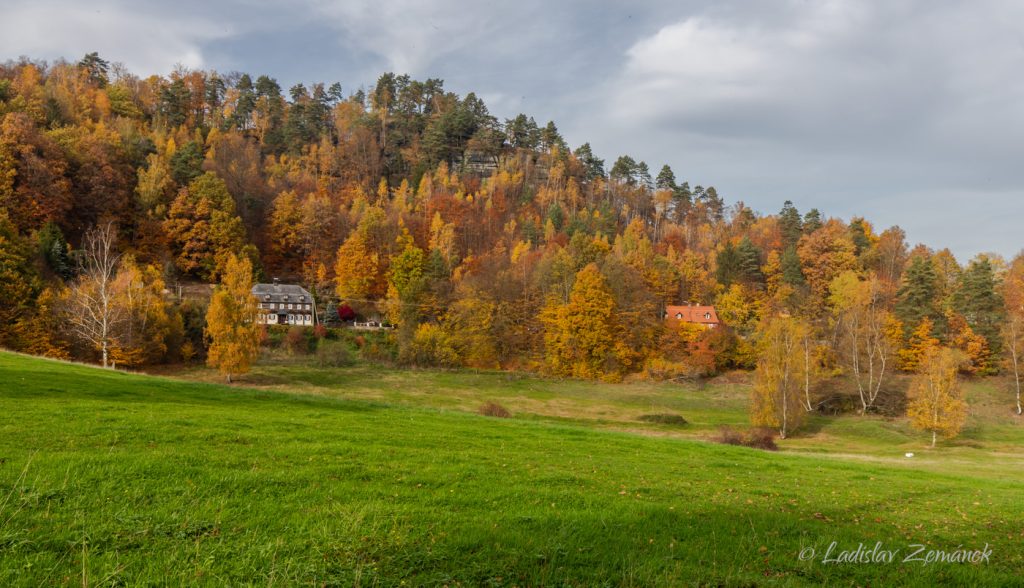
xmin=905 ymin=452 xmax=914 ymax=458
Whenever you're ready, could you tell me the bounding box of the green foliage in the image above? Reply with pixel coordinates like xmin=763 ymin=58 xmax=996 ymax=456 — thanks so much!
xmin=778 ymin=200 xmax=802 ymax=247
xmin=169 ymin=140 xmax=204 ymax=185
xmin=802 ymin=208 xmax=823 ymax=233
xmin=780 ymin=245 xmax=805 ymax=286
xmin=715 ymin=238 xmax=763 ymax=287
xmin=954 ymin=256 xmax=1005 ymax=357
xmin=36 ymin=221 xmax=72 ymax=279
xmin=895 ymin=255 xmax=944 ymax=335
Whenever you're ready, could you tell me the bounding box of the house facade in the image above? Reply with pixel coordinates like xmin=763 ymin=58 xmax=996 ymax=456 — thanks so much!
xmin=665 ymin=304 xmax=721 ymax=329
xmin=252 ymin=280 xmax=315 ymax=326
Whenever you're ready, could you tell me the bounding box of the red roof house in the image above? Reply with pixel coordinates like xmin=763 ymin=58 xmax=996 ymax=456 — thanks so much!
xmin=665 ymin=305 xmax=721 ymax=329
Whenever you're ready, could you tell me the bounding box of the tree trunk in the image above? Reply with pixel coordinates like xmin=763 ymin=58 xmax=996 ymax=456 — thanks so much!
xmin=227 ymin=373 xmax=232 ymax=384
xmin=931 ymin=430 xmax=937 ymax=448
xmin=1011 ymin=327 xmax=1022 ymax=415
xmin=803 ymin=336 xmax=813 ymax=412
xmin=101 ymin=341 xmax=109 ymax=369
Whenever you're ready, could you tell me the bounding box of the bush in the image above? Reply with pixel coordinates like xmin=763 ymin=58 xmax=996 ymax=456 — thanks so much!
xmin=638 ymin=413 xmax=688 ymax=426
xmin=403 ymin=323 xmax=460 ymax=367
xmin=478 ymin=401 xmax=511 ymax=418
xmin=316 ymin=339 xmax=355 ymax=367
xmin=180 ymin=341 xmax=196 ymax=364
xmin=285 ymin=327 xmax=312 ymax=355
xmin=716 ymin=426 xmax=778 ymax=451
xmin=744 ymin=428 xmax=779 ymax=451
xmin=717 ymin=426 xmax=744 ymax=446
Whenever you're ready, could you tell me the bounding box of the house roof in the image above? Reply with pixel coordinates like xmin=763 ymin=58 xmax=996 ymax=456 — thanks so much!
xmin=252 ymin=282 xmax=313 ymax=304
xmin=665 ymin=305 xmax=720 ymax=325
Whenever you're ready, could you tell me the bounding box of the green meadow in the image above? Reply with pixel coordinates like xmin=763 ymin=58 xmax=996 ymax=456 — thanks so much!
xmin=1 ymin=351 xmax=1022 ymax=586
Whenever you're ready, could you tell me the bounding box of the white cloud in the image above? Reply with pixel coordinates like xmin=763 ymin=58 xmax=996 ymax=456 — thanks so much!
xmin=306 ymin=0 xmax=511 ymax=74
xmin=0 ymin=1 xmax=233 ymax=74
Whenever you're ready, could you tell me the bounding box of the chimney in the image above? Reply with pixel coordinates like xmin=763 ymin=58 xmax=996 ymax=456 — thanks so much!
xmin=273 ymin=277 xmax=280 ymax=288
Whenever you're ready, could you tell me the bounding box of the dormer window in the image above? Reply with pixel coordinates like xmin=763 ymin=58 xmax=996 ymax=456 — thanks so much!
xmin=675 ymin=313 xmax=683 ymax=319
xmin=704 ymin=312 xmax=711 ymax=319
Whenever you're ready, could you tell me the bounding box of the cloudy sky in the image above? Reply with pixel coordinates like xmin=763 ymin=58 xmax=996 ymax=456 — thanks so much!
xmin=2 ymin=0 xmax=1021 ymax=260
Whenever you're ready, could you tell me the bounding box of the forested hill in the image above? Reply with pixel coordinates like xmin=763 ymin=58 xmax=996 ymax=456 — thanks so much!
xmin=0 ymin=53 xmax=1020 ymax=381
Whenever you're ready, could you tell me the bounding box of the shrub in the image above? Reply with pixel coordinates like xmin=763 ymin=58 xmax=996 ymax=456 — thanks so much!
xmin=478 ymin=402 xmax=511 ymax=418
xmin=717 ymin=426 xmax=745 ymax=446
xmin=744 ymin=428 xmax=779 ymax=451
xmin=180 ymin=341 xmax=196 ymax=364
xmin=643 ymin=358 xmax=703 ymax=382
xmin=360 ymin=341 xmax=395 ymax=364
xmin=403 ymin=323 xmax=460 ymax=367
xmin=638 ymin=413 xmax=688 ymax=426
xmin=716 ymin=426 xmax=778 ymax=451
xmin=316 ymin=338 xmax=355 ymax=367
xmin=285 ymin=327 xmax=311 ymax=355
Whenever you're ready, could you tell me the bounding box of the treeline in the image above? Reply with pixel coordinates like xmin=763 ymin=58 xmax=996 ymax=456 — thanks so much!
xmin=0 ymin=54 xmax=1021 ymax=407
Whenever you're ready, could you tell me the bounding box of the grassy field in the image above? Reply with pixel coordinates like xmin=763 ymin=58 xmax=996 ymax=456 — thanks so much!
xmin=2 ymin=351 xmax=1023 ymax=585
xmin=170 ymin=356 xmax=1024 ymax=479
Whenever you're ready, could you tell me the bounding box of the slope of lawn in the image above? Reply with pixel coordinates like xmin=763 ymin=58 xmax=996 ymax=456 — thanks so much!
xmin=171 ymin=356 xmax=1024 ymax=479
xmin=1 ymin=351 xmax=1023 ymax=586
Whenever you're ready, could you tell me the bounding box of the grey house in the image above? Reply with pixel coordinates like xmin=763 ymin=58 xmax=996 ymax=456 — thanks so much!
xmin=252 ymin=280 xmax=315 ymax=326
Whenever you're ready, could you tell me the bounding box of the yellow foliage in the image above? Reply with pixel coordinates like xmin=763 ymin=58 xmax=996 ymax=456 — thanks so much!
xmin=205 ymin=254 xmax=260 ymax=382
xmin=406 ymin=323 xmax=460 ymax=367
xmin=751 ymin=316 xmax=810 ymax=439
xmin=907 ymin=347 xmax=968 ymax=447
xmin=898 ymin=318 xmax=939 ymax=372
xmin=715 ymin=284 xmax=766 ymax=336
xmin=542 ymin=264 xmax=632 ymax=380
xmin=334 ymin=232 xmax=380 ymax=300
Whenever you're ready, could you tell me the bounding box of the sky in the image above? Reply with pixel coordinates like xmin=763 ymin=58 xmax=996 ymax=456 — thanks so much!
xmin=2 ymin=0 xmax=1022 ymax=261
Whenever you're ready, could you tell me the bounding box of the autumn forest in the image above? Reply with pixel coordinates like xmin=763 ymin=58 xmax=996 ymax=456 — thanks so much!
xmin=1 ymin=53 xmax=1022 ymax=441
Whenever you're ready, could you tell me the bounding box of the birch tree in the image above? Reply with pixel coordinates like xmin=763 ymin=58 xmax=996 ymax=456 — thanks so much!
xmin=800 ymin=326 xmax=823 ymax=412
xmin=1002 ymin=254 xmax=1024 ymax=414
xmin=751 ymin=316 xmax=809 ymax=439
xmin=907 ymin=346 xmax=967 ymax=447
xmin=830 ymin=271 xmax=896 ymax=413
xmin=66 ymin=222 xmax=123 ymax=368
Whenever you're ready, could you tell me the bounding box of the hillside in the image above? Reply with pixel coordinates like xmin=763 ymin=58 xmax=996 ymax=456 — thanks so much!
xmin=1 ymin=57 xmax=1021 ymax=392
xmin=1 ymin=351 xmax=1022 ymax=586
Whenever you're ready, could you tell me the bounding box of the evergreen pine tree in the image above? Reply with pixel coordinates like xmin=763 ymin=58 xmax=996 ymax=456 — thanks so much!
xmin=779 ymin=200 xmax=803 ymax=247
xmin=895 ymin=255 xmax=944 ymax=334
xmin=954 ymin=256 xmax=1004 ymax=357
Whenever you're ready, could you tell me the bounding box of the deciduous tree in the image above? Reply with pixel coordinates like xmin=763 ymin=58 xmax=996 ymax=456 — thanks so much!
xmin=64 ymin=222 xmax=123 ymax=367
xmin=205 ymin=254 xmax=260 ymax=383
xmin=163 ymin=171 xmax=250 ymax=280
xmin=542 ymin=263 xmax=630 ymax=380
xmin=907 ymin=347 xmax=967 ymax=447
xmin=829 ymin=272 xmax=897 ymax=413
xmin=334 ymin=232 xmax=380 ymax=301
xmin=1002 ymin=254 xmax=1024 ymax=414
xmin=751 ymin=316 xmax=809 ymax=439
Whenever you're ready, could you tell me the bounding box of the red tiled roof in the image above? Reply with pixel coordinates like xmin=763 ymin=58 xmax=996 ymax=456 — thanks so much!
xmin=665 ymin=305 xmax=720 ymax=325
